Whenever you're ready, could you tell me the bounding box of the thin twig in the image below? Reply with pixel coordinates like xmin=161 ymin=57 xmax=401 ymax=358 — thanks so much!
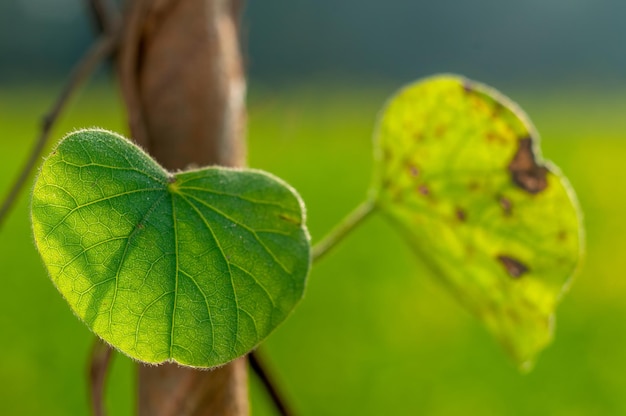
xmin=89 ymin=338 xmax=114 ymax=416
xmin=311 ymin=199 xmax=377 ymax=262
xmin=0 ymin=33 xmax=118 ymax=230
xmin=86 ymin=0 xmax=121 ymax=35
xmin=249 ymin=350 xmax=294 ymax=416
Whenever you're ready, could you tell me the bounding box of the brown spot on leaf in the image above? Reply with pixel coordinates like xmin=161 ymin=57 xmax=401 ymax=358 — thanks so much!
xmin=462 ymin=81 xmax=474 ymax=93
xmin=508 ymin=137 xmax=548 ymax=194
xmin=497 ymin=255 xmax=529 ymax=279
xmin=468 ymin=181 xmax=480 ymax=192
xmin=418 ymin=184 xmax=430 ymax=196
xmin=498 ymin=195 xmax=512 ymax=216
xmin=486 ymin=132 xmax=507 ymax=145
xmin=491 ymin=101 xmax=503 ymax=117
xmin=456 ymin=207 xmax=467 ymax=222
xmin=557 ymin=230 xmax=568 ymax=241
xmin=409 ymin=165 xmax=420 ymax=177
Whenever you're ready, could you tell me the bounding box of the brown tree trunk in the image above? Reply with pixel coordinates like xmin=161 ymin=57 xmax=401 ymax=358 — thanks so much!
xmin=117 ymin=0 xmax=248 ymax=414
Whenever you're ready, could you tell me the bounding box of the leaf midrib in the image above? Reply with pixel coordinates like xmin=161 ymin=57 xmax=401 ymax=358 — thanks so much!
xmin=175 ymin=192 xmax=238 ymax=357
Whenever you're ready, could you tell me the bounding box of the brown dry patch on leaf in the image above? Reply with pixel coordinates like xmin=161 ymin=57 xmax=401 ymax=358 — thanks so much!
xmin=497 ymin=255 xmax=529 ymax=279
xmin=498 ymin=195 xmax=513 ymax=216
xmin=455 ymin=207 xmax=467 ymax=222
xmin=508 ymin=137 xmax=548 ymax=194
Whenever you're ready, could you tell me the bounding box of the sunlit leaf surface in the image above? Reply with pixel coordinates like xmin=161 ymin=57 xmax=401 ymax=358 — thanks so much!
xmin=373 ymin=75 xmax=582 ymax=368
xmin=32 ymin=129 xmax=310 ymax=368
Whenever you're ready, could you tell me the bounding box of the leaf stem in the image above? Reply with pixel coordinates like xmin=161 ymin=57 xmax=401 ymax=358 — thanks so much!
xmin=0 ymin=33 xmax=118 ymax=230
xmin=311 ymin=199 xmax=377 ymax=263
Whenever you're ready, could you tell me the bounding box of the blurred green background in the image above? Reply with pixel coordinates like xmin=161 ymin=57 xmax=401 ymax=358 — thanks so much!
xmin=2 ymin=1 xmax=626 ymax=415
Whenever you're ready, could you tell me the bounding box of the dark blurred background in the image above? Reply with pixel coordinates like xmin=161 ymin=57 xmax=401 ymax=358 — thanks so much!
xmin=1 ymin=0 xmax=624 ymax=87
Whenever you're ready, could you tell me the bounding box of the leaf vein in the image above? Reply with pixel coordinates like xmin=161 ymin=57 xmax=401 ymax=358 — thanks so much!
xmin=177 ymin=194 xmax=239 ymax=354
xmin=180 ymin=192 xmax=291 ymax=274
xmin=178 ymin=268 xmax=214 ymax=356
xmin=230 ymin=262 xmax=276 ymax=309
xmin=43 ymin=188 xmax=164 ymax=239
xmin=170 ymin=196 xmax=180 ymax=359
xmin=177 ymin=185 xmax=295 ymax=212
xmin=108 ymin=193 xmax=167 ymax=333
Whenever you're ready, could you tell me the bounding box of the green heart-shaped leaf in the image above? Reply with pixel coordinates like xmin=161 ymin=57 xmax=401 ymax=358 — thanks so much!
xmin=32 ymin=129 xmax=310 ymax=368
xmin=373 ymin=75 xmax=582 ymax=368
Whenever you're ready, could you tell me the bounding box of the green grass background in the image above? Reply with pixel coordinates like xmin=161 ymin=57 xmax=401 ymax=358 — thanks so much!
xmin=1 ymin=79 xmax=625 ymax=415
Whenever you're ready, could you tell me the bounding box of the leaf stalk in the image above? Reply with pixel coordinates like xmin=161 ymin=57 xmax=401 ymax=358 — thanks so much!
xmin=311 ymin=199 xmax=377 ymax=263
